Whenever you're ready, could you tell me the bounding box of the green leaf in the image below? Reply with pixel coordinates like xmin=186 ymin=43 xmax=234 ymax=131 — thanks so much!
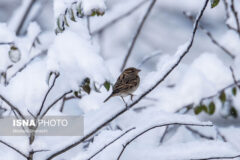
xmin=208 ymin=102 xmax=215 ymax=115
xmin=57 ymin=17 xmax=64 ymax=32
xmin=232 ymin=87 xmax=237 ymax=96
xmin=194 ymin=105 xmax=208 ymax=115
xmin=70 ymin=8 xmax=76 ymax=22
xmin=82 ymin=85 xmax=91 ymax=94
xmin=194 ymin=106 xmax=202 ymax=115
xmin=74 ymin=91 xmax=79 ymax=97
xmin=211 ymin=0 xmax=220 ymax=8
xmin=201 ymin=105 xmax=208 ymax=113
xmin=8 ymin=46 xmax=21 ymax=63
xmin=64 ymin=15 xmax=69 ymax=27
xmin=83 ymin=78 xmax=90 ymax=85
xmin=104 ymin=81 xmax=111 ymax=91
xmin=219 ymin=91 xmax=226 ymax=103
xmin=230 ymin=107 xmax=238 ymax=118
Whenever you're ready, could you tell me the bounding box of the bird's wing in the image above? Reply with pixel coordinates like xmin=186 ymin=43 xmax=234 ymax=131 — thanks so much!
xmin=112 ymin=75 xmax=138 ymax=94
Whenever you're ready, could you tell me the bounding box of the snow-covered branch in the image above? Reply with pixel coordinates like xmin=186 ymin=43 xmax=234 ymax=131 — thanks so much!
xmin=0 ymin=140 xmax=28 ymax=159
xmin=87 ymin=127 xmax=136 ymax=160
xmin=0 ymin=95 xmax=25 ymax=119
xmin=183 ymin=11 xmax=235 ymax=59
xmin=117 ymin=122 xmax=213 ymax=160
xmin=46 ymin=1 xmax=209 ymax=159
xmin=36 ymin=72 xmax=59 ymax=117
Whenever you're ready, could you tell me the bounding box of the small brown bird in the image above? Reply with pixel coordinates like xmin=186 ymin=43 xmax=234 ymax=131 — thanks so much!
xmin=104 ymin=67 xmax=141 ymax=105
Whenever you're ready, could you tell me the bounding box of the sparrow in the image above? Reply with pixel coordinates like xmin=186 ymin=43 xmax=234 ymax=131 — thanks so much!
xmin=104 ymin=67 xmax=141 ymax=105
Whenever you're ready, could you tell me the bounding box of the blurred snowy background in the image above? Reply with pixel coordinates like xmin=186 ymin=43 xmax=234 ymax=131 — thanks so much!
xmin=0 ymin=0 xmax=240 ymax=159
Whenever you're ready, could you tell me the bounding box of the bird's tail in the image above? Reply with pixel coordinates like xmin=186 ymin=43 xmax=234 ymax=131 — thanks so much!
xmin=104 ymin=94 xmax=113 ymax=103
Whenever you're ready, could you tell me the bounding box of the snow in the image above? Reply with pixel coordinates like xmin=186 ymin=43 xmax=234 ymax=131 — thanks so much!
xmin=82 ymin=0 xmax=106 ymax=16
xmin=1 ymin=0 xmax=240 ymax=160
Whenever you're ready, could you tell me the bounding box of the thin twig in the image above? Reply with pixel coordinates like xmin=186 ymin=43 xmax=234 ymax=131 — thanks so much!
xmin=121 ymin=0 xmax=156 ymax=71
xmin=0 ymin=95 xmax=25 ymax=120
xmin=117 ymin=122 xmax=213 ymax=160
xmin=159 ymin=79 xmax=240 ymax=144
xmin=16 ymin=0 xmax=37 ymax=35
xmin=190 ymin=154 xmax=240 ymax=160
xmin=59 ymin=95 xmax=76 ymax=112
xmin=159 ymin=104 xmax=193 ymax=144
xmin=36 ymin=72 xmax=59 ymax=117
xmin=33 ymin=149 xmax=50 ymax=153
xmin=230 ymin=67 xmax=240 ymax=90
xmin=230 ymin=0 xmax=240 ymax=36
xmin=87 ymin=127 xmax=135 ymax=160
xmin=41 ymin=90 xmax=73 ymax=118
xmin=183 ymin=11 xmax=235 ymax=59
xmin=92 ymin=0 xmax=148 ymax=35
xmin=0 ymin=140 xmax=28 ymax=158
xmin=216 ymin=127 xmax=227 ymax=142
xmin=7 ymin=50 xmax=47 ymax=85
xmin=185 ymin=126 xmax=214 ymax=140
xmin=46 ymin=1 xmax=208 ymax=159
xmin=223 ymin=0 xmax=239 ymax=33
xmin=0 ymin=42 xmax=14 ymax=45
xmin=137 ymin=50 xmax=162 ymax=68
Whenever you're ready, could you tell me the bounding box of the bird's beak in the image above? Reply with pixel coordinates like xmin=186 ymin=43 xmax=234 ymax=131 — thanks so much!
xmin=137 ymin=69 xmax=141 ymax=72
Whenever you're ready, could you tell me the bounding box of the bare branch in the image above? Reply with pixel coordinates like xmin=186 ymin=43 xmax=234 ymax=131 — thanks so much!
xmin=230 ymin=0 xmax=240 ymax=36
xmin=0 ymin=140 xmax=28 ymax=158
xmin=0 ymin=42 xmax=14 ymax=45
xmin=121 ymin=0 xmax=156 ymax=71
xmin=0 ymin=95 xmax=25 ymax=119
xmin=223 ymin=0 xmax=239 ymax=34
xmin=59 ymin=95 xmax=76 ymax=112
xmin=36 ymin=72 xmax=59 ymax=117
xmin=92 ymin=0 xmax=148 ymax=35
xmin=185 ymin=126 xmax=214 ymax=140
xmin=137 ymin=50 xmax=162 ymax=68
xmin=160 ymin=79 xmax=240 ymax=144
xmin=41 ymin=90 xmax=73 ymax=118
xmin=183 ymin=11 xmax=235 ymax=59
xmin=46 ymin=1 xmax=208 ymax=159
xmin=190 ymin=154 xmax=240 ymax=160
xmin=216 ymin=127 xmax=227 ymax=142
xmin=159 ymin=104 xmax=193 ymax=144
xmin=117 ymin=122 xmax=213 ymax=160
xmin=33 ymin=149 xmax=50 ymax=153
xmin=230 ymin=67 xmax=240 ymax=90
xmin=87 ymin=127 xmax=135 ymax=160
xmin=16 ymin=0 xmax=37 ymax=35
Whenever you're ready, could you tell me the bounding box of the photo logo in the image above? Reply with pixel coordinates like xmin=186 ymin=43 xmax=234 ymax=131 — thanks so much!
xmin=0 ymin=116 xmax=84 ymax=136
